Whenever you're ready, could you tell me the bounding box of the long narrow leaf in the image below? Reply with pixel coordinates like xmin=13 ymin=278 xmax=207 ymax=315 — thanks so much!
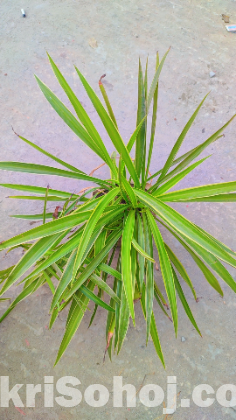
xmin=47 ymin=54 xmax=115 ymax=170
xmin=153 ymin=156 xmax=210 ymax=197
xmin=17 ymin=134 xmax=84 ymax=173
xmin=35 ymin=75 xmax=105 ymax=160
xmin=146 ymin=211 xmax=178 ymax=335
xmin=121 ymin=210 xmax=135 ymax=322
xmin=143 ymin=213 xmax=155 ymax=342
xmin=75 ymin=67 xmax=140 ymax=187
xmin=0 ymin=211 xmax=91 ymax=251
xmin=134 ymin=189 xmax=236 ymax=269
xmin=0 ymin=232 xmax=65 ymax=296
xmin=164 ymin=243 xmax=196 ymax=299
xmin=73 ymin=188 xmax=119 ymax=276
xmin=157 ymin=93 xmax=209 ymax=182
xmin=172 ymin=267 xmax=201 ymax=336
xmin=0 ymin=162 xmax=112 ymax=189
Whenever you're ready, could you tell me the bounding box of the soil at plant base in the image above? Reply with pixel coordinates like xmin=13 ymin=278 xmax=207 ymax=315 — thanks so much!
xmin=0 ymin=0 xmax=236 ymax=419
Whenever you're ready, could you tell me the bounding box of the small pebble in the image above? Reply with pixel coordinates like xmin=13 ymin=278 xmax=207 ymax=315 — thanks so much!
xmin=209 ymin=71 xmax=216 ymax=78
xmin=181 ymin=336 xmax=186 ymax=342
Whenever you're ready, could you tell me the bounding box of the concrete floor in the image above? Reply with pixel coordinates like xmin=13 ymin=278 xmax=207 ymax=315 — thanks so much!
xmin=1 ymin=0 xmax=236 ymax=418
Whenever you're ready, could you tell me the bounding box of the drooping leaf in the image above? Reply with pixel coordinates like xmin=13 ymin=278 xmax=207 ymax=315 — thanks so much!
xmin=164 ymin=243 xmax=196 ymax=299
xmin=117 ymin=285 xmax=130 ymax=354
xmin=80 ymin=285 xmax=115 ymax=312
xmin=172 ymin=267 xmax=201 ymax=336
xmin=55 ymin=281 xmax=95 ymax=365
xmin=131 ymin=238 xmax=155 ymax=262
xmin=146 ymin=210 xmax=178 ymax=335
xmin=142 ymin=212 xmax=155 ymax=342
xmin=0 ymin=232 xmax=66 ymax=296
xmin=121 ymin=210 xmax=136 ymax=322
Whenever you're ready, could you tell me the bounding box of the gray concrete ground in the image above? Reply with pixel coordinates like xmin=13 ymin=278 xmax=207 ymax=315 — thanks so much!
xmin=1 ymin=0 xmax=236 ymax=418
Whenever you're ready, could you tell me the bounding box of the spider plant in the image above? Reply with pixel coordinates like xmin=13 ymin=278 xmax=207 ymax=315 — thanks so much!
xmin=0 ymin=50 xmax=236 ymax=367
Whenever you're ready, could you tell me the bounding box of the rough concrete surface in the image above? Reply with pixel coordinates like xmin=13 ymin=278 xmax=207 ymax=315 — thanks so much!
xmin=0 ymin=0 xmax=236 ymax=418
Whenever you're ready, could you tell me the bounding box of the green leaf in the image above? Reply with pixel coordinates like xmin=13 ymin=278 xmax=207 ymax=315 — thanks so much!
xmin=0 ymin=211 xmax=91 ymax=251
xmin=172 ymin=267 xmax=201 ymax=336
xmin=75 ymin=67 xmax=141 ymax=187
xmin=147 ymin=48 xmax=170 ymax=111
xmin=0 ymin=162 xmax=112 ymax=189
xmin=173 ymin=232 xmax=236 ymax=294
xmin=35 ymin=75 xmax=105 ymax=160
xmin=0 ymin=276 xmax=45 ymax=323
xmin=23 ymin=205 xmax=127 ymax=283
xmin=145 ymin=52 xmax=159 ymax=184
xmin=131 ymin=238 xmax=155 ymax=262
xmin=64 ymin=229 xmax=122 ymax=302
xmin=150 ymin=312 xmax=165 ymax=367
xmin=140 ymin=283 xmax=165 ymax=367
xmin=80 ymin=285 xmax=115 ymax=312
xmin=137 ymin=213 xmax=145 ymax=292
xmin=194 ymin=224 xmax=235 ymax=257
xmin=153 ymin=156 xmax=210 ymax=196
xmin=117 ymin=285 xmax=130 ymax=354
xmin=147 ymin=136 xmax=222 ymax=183
xmin=43 ymin=184 xmax=49 ymax=224
xmin=135 ymin=59 xmax=146 ymax=181
xmin=121 ymin=210 xmax=136 ymax=322
xmin=0 ymin=183 xmax=80 ymax=199
xmin=134 ymin=189 xmax=236 ymax=269
xmin=43 ymin=270 xmax=56 ymax=294
xmin=158 ymin=181 xmax=236 ymax=202
xmin=152 ymin=113 xmax=236 ymax=187
xmin=154 ymin=282 xmax=168 ymax=307
xmin=73 ymin=188 xmax=119 ymax=276
xmin=157 ymin=93 xmax=209 ymax=183
xmin=47 ymin=54 xmax=115 ymax=170
xmin=158 ymin=219 xmax=223 ymax=296
xmin=99 ymin=76 xmax=118 ymax=128
xmin=127 ymin=116 xmax=147 ymax=153
xmin=8 ymin=195 xmax=72 ymax=202
xmin=10 ymin=213 xmax=54 ymax=220
xmin=164 ymin=243 xmax=196 ymax=300
xmin=98 ymin=263 xmax=122 ymax=281
xmin=89 ymin=273 xmax=120 ymax=303
xmin=55 ymin=282 xmax=95 ymax=365
xmin=51 ymin=249 xmax=77 ymax=310
xmin=120 ymin=176 xmax=137 ymax=207
xmin=142 ymin=213 xmax=155 ymax=342
xmin=49 ymin=307 xmax=59 ymax=329
xmin=17 ymin=135 xmax=84 ymax=173
xmin=146 ymin=210 xmax=178 ymax=335
xmin=180 ymin=193 xmax=236 ymax=202
xmin=153 ymin=286 xmax=171 ymax=320
xmin=0 ymin=232 xmax=65 ymax=296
